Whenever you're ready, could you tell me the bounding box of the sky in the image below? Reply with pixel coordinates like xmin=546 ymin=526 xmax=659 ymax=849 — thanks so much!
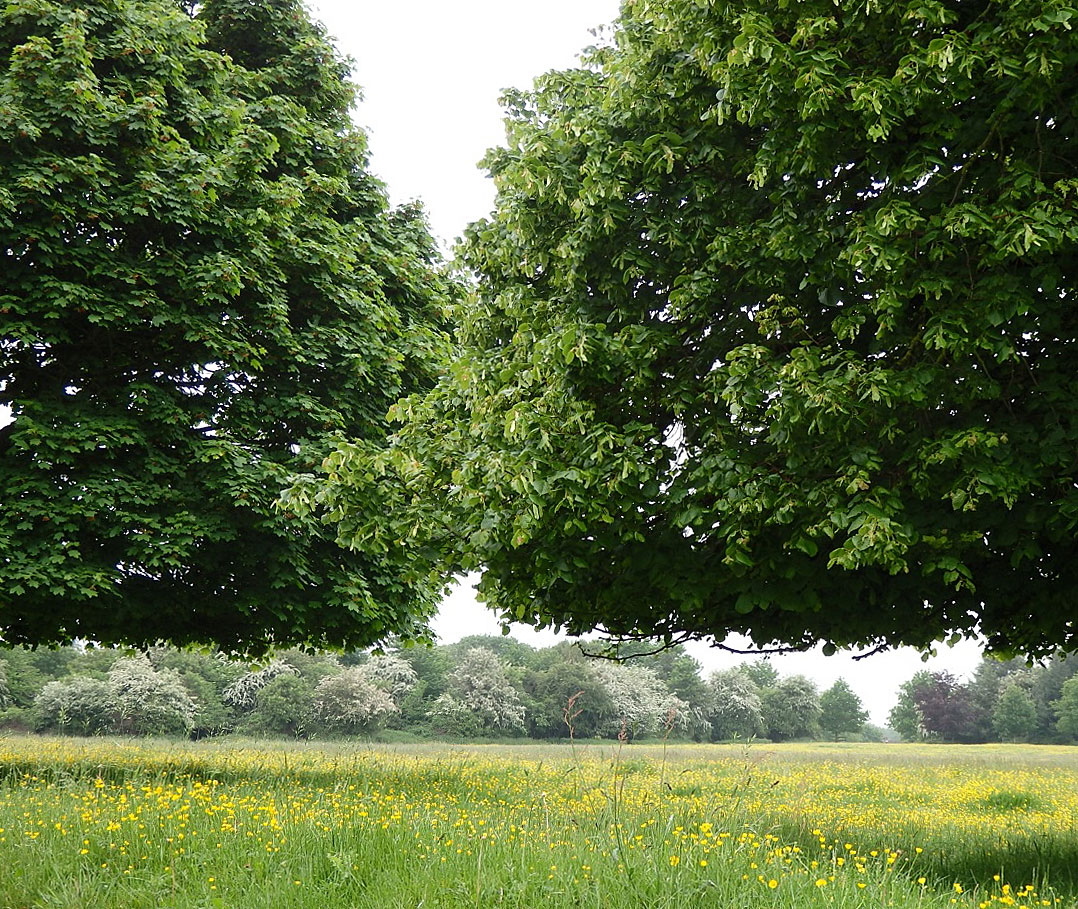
xmin=306 ymin=0 xmax=620 ymax=248
xmin=301 ymin=0 xmax=986 ymax=726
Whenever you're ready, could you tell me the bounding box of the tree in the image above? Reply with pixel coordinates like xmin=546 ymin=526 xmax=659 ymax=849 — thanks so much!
xmin=818 ymin=679 xmax=868 ymax=741
xmin=0 ymin=0 xmax=452 ymax=651
xmin=591 ymin=661 xmax=686 ymax=738
xmin=359 ymin=653 xmax=418 ymax=706
xmin=760 ymin=675 xmax=820 ymax=741
xmin=888 ymin=671 xmax=933 ymax=742
xmin=1030 ymin=655 xmax=1078 ymax=740
xmin=743 ymin=661 xmax=780 ymax=691
xmin=992 ymin=681 xmax=1036 ymax=743
xmin=0 ymin=659 xmax=10 ymax=709
xmin=239 ymin=673 xmax=313 ymax=737
xmin=1052 ymin=677 xmax=1078 ymax=741
xmin=707 ymin=668 xmax=764 ymax=741
xmin=912 ymin=672 xmax=976 ymax=743
xmin=107 ymin=654 xmax=198 ymax=736
xmin=323 ymin=0 xmax=1078 ymax=658
xmin=223 ymin=658 xmax=298 ymax=711
xmin=436 ymin=647 xmax=525 ymax=733
xmin=312 ymin=667 xmax=397 ymax=734
xmin=967 ymin=658 xmax=1025 ymax=742
xmin=33 ymin=676 xmax=111 ymax=735
xmin=0 ymin=649 xmax=48 ymax=708
xmin=522 ymin=657 xmax=613 ymax=739
xmin=151 ymin=647 xmax=243 ymax=737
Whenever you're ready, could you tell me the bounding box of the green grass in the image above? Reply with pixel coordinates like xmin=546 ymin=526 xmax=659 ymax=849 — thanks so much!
xmin=0 ymin=736 xmax=1075 ymax=908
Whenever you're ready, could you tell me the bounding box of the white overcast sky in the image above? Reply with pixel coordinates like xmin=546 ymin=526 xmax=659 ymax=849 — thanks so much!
xmin=303 ymin=0 xmax=985 ymax=725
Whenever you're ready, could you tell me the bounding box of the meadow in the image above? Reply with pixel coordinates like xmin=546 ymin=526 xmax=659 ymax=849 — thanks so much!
xmin=0 ymin=737 xmax=1076 ymax=908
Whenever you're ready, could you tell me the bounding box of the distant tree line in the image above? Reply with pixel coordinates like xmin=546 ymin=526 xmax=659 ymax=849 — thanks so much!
xmin=0 ymin=639 xmax=880 ymax=743
xmin=888 ymin=655 xmax=1078 ymax=744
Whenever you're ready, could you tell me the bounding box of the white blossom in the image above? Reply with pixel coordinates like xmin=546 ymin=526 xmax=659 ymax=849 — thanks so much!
xmin=313 ymin=668 xmax=398 ymax=731
xmin=442 ymin=648 xmax=525 ymax=731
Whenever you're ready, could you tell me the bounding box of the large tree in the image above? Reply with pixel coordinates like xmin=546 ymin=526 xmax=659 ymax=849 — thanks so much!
xmin=0 ymin=0 xmax=452 ymax=649
xmin=818 ymin=678 xmax=868 ymax=741
xmin=314 ymin=0 xmax=1078 ymax=658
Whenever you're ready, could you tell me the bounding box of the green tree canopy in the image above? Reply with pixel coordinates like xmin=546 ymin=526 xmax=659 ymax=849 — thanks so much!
xmin=991 ymin=680 xmax=1036 ymax=742
xmin=761 ymin=674 xmax=820 ymax=741
xmin=1052 ymin=676 xmax=1078 ymax=740
xmin=818 ymin=678 xmax=868 ymax=740
xmin=0 ymin=0 xmax=453 ymax=650
xmin=314 ymin=0 xmax=1078 ymax=658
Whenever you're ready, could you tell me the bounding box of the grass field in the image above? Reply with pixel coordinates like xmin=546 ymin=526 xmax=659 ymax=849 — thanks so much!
xmin=1 ymin=737 xmax=1076 ymax=908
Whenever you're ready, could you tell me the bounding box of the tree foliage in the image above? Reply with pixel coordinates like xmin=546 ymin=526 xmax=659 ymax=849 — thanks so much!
xmin=222 ymin=658 xmax=297 ymax=710
xmin=707 ymin=668 xmax=764 ymax=741
xmin=592 ymin=661 xmax=686 ymax=737
xmin=887 ymin=669 xmax=932 ymax=741
xmin=1052 ymin=676 xmax=1078 ymax=740
xmin=312 ymin=667 xmax=397 ymax=733
xmin=107 ymin=653 xmax=197 ymax=735
xmin=359 ymin=653 xmax=418 ymax=706
xmin=239 ymin=673 xmax=312 ymax=737
xmin=760 ymin=674 xmax=820 ymax=741
xmin=323 ymin=0 xmax=1078 ymax=658
xmin=33 ymin=676 xmax=111 ymax=734
xmin=522 ymin=656 xmax=613 ymax=739
xmin=438 ymin=647 xmax=525 ymax=732
xmin=911 ymin=671 xmax=976 ymax=742
xmin=0 ymin=659 xmax=9 ymax=710
xmin=0 ymin=0 xmax=452 ymax=651
xmin=818 ymin=678 xmax=868 ymax=741
xmin=991 ymin=680 xmax=1036 ymax=742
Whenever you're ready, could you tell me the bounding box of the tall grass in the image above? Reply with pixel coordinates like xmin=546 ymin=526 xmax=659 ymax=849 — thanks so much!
xmin=0 ymin=736 xmax=1074 ymax=908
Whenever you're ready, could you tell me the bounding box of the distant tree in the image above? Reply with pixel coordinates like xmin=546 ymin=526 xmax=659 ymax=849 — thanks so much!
xmin=1052 ymin=677 xmax=1078 ymax=741
xmin=239 ymin=674 xmax=313 ymax=737
xmin=33 ymin=677 xmax=112 ymax=735
xmin=393 ymin=645 xmax=452 ymax=729
xmin=650 ymin=647 xmax=710 ymax=712
xmin=0 ymin=660 xmax=10 ymax=710
xmin=400 ymin=645 xmax=452 ymax=701
xmin=0 ymin=649 xmax=47 ymax=708
xmin=312 ymin=668 xmax=398 ymax=735
xmin=359 ymin=653 xmax=418 ymax=706
xmin=428 ymin=694 xmax=483 ymax=738
xmin=888 ymin=671 xmax=934 ymax=742
xmin=438 ymin=648 xmax=525 ymax=733
xmin=707 ymin=668 xmax=764 ymax=741
xmin=25 ymin=648 xmax=79 ymax=680
xmin=967 ymin=658 xmax=1025 ymax=742
xmin=272 ymin=649 xmax=342 ymax=685
xmin=450 ymin=636 xmax=536 ymax=669
xmin=223 ymin=659 xmax=299 ymax=711
xmin=1031 ymin=655 xmax=1078 ymax=740
xmin=818 ymin=679 xmax=869 ymax=741
xmin=743 ymin=661 xmax=780 ymax=691
xmin=522 ymin=659 xmax=613 ymax=739
xmin=992 ymin=681 xmax=1037 ymax=743
xmin=108 ymin=655 xmax=198 ymax=736
xmin=913 ymin=672 xmax=976 ymax=743
xmin=592 ymin=661 xmax=686 ymax=738
xmin=860 ymin=724 xmax=888 ymax=743
xmin=76 ymin=647 xmax=123 ymax=679
xmin=600 ymin=642 xmax=709 ymax=708
xmin=151 ymin=648 xmax=243 ymax=737
xmin=761 ymin=675 xmax=820 ymax=741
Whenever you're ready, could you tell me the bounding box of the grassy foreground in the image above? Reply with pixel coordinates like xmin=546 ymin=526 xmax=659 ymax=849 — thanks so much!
xmin=0 ymin=737 xmax=1076 ymax=908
